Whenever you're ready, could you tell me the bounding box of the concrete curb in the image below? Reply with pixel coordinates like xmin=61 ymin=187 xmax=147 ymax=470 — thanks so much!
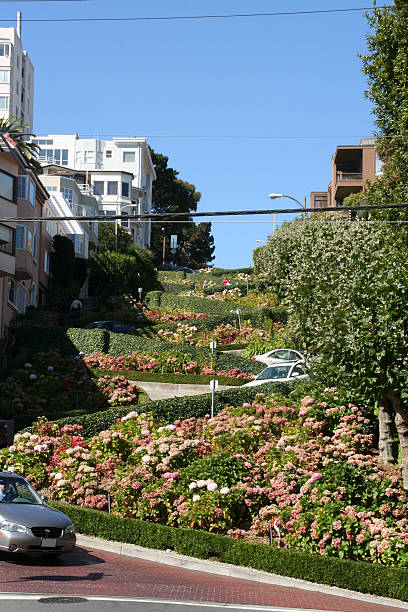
xmin=76 ymin=534 xmax=408 ymax=610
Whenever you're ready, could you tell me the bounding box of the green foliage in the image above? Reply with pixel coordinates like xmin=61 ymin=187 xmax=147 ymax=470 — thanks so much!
xmin=89 ymin=251 xmax=157 ymax=297
xmin=0 ymin=115 xmax=42 ymax=174
xmin=98 ymin=223 xmax=134 ymax=253
xmin=90 ymin=368 xmax=250 ymax=386
xmin=49 ymin=501 xmax=408 ymax=601
xmin=34 ymin=382 xmax=298 ymax=438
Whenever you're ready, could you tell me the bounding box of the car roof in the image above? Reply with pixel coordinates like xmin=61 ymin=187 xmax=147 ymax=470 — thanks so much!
xmin=0 ymin=472 xmax=22 ymax=480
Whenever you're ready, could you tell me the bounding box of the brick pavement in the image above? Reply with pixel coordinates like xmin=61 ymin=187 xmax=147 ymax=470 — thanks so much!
xmin=0 ymin=546 xmax=405 ymax=612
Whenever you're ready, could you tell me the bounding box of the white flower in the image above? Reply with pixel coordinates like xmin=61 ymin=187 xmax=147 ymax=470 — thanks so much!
xmin=24 ymin=363 xmax=32 ymax=368
xmin=54 ymin=472 xmax=63 ymax=480
xmin=56 ymin=479 xmax=69 ymax=488
xmin=207 ymin=482 xmax=218 ymax=492
xmin=188 ymin=482 xmax=197 ymax=490
xmin=142 ymin=454 xmax=151 ymax=463
xmin=192 ymin=495 xmax=201 ymax=502
xmin=7 ymin=466 xmax=15 ymax=473
xmin=220 ymin=487 xmax=230 ymax=495
xmin=47 ymin=366 xmax=54 ymax=371
xmin=121 ymin=411 xmax=138 ymax=422
xmin=165 ymin=424 xmax=176 ymax=431
xmin=196 ymin=480 xmax=206 ymax=488
xmin=141 ymin=429 xmax=150 ymax=436
xmin=29 ymin=374 xmax=37 ymax=380
xmin=8 ymin=447 xmax=16 ymax=453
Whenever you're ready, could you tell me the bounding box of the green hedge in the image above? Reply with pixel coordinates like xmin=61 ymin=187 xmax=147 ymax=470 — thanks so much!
xmin=36 ymin=382 xmax=298 ymax=438
xmin=49 ymin=501 xmax=408 ymax=601
xmin=91 ymin=368 xmax=250 ymax=386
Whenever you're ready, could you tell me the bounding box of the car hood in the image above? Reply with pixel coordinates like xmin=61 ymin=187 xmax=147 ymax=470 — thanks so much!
xmin=243 ymin=378 xmax=288 ymax=387
xmin=0 ymin=503 xmax=71 ymax=528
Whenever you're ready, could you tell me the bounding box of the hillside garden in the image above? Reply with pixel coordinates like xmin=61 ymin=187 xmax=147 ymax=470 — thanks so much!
xmin=2 ymin=264 xmax=408 ymax=588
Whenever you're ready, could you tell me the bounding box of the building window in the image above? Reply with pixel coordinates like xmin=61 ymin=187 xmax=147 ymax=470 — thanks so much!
xmin=16 ymin=55 xmax=19 ymax=69
xmin=123 ymin=151 xmax=135 ymax=163
xmin=0 ymin=224 xmax=14 ymax=255
xmin=32 ymin=222 xmax=38 ymax=260
xmin=83 ymin=150 xmax=94 ymax=162
xmin=0 ymin=44 xmax=9 ymax=57
xmin=0 ymin=96 xmax=10 ymax=110
xmin=0 ymin=70 xmax=10 ymax=83
xmin=121 ymin=182 xmax=130 ymax=197
xmin=313 ymin=195 xmax=327 ymax=209
xmin=39 ymin=149 xmax=54 ymax=163
xmin=17 ymin=175 xmax=27 ymax=200
xmin=29 ymin=282 xmax=36 ymax=307
xmin=7 ymin=278 xmax=16 ymax=306
xmin=16 ymin=225 xmax=26 ymax=249
xmin=107 ymin=181 xmax=118 ymax=195
xmin=27 ymin=229 xmax=33 ymax=255
xmin=105 ymin=150 xmax=112 ymax=158
xmin=46 ymin=186 xmax=57 ymax=192
xmin=52 ymin=149 xmax=69 ymax=166
xmin=32 ymin=139 xmax=53 ymax=146
xmin=0 ymin=169 xmax=15 ymax=202
xmin=44 ymin=251 xmax=50 ymax=275
xmin=61 ymin=187 xmax=74 ymax=205
xmin=29 ymin=180 xmax=35 ymax=205
xmin=121 ymin=212 xmax=129 ymax=228
xmin=19 ymin=281 xmax=27 ymax=314
xmin=93 ymin=181 xmax=104 ymax=196
xmin=16 ymin=81 xmax=19 ymax=95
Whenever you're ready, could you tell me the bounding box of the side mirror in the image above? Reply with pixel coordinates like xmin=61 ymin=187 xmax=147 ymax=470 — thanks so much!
xmin=291 ymin=371 xmax=300 ymax=378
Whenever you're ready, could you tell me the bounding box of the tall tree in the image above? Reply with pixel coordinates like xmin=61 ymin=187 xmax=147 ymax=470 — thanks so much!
xmin=360 ymin=1 xmax=408 ymax=228
xmin=149 ymin=148 xmax=214 ymax=268
xmin=97 ymin=223 xmax=133 ymax=253
xmin=0 ymin=115 xmax=42 ymax=175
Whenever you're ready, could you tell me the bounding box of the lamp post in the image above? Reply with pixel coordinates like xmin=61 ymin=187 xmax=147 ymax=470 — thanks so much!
xmin=269 ymin=193 xmax=307 ymax=223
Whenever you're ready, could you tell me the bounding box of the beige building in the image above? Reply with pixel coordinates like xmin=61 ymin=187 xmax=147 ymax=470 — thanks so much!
xmin=310 ymin=138 xmax=382 ymax=210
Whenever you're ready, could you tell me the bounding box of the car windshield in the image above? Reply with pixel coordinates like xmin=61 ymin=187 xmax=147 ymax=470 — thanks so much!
xmin=257 ymin=365 xmax=292 ymax=380
xmin=0 ymin=477 xmax=43 ymax=505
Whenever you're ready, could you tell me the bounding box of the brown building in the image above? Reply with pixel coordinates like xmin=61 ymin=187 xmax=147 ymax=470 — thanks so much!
xmin=311 ymin=138 xmax=382 ymax=210
xmin=0 ymin=134 xmax=66 ymax=343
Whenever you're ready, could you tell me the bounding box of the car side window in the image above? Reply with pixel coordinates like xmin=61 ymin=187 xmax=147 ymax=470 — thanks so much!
xmin=289 ymin=351 xmax=300 ymax=360
xmin=292 ymin=365 xmax=305 ymax=376
xmin=275 ymin=350 xmax=290 ymax=360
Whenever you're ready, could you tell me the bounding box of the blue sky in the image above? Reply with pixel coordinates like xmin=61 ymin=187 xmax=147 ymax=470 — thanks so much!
xmin=2 ymin=0 xmax=376 ymax=268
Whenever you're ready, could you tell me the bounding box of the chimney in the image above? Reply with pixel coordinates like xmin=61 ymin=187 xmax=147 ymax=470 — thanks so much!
xmin=17 ymin=12 xmax=22 ymax=39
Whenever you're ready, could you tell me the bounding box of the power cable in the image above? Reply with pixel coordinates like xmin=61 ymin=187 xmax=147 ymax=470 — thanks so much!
xmin=2 ymin=202 xmax=408 ymax=223
xmin=0 ymin=6 xmax=390 ymax=24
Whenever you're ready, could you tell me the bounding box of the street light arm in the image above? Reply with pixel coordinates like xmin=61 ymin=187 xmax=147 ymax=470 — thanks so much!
xmin=269 ymin=193 xmax=305 ymax=209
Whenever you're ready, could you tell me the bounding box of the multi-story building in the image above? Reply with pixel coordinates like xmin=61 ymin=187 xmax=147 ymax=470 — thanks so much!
xmin=310 ymin=138 xmax=383 ymax=210
xmin=31 ymin=134 xmax=156 ymax=249
xmin=0 ymin=14 xmax=34 ymax=131
xmin=40 ymin=166 xmax=100 ymax=260
xmin=0 ymin=133 xmax=70 ymax=340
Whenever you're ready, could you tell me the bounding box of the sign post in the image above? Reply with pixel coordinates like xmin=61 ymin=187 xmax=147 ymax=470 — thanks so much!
xmin=138 ymin=287 xmax=143 ymax=302
xmin=210 ymin=340 xmax=217 ymax=355
xmin=209 ymin=379 xmax=218 ymax=418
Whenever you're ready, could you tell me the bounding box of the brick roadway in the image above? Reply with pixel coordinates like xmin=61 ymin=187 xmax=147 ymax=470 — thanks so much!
xmin=0 ymin=546 xmax=405 ymax=612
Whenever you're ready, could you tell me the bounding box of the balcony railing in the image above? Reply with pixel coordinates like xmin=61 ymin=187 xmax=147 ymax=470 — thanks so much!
xmin=336 ymin=172 xmax=363 ymax=181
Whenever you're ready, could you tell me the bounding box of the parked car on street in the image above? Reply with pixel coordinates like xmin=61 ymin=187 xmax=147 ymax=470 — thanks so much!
xmin=0 ymin=472 xmax=76 ymax=555
xmin=175 ymin=267 xmax=197 ymax=274
xmin=252 ymin=348 xmax=304 ymax=367
xmin=242 ymin=361 xmax=308 ymax=387
xmin=84 ymin=320 xmax=135 ymax=334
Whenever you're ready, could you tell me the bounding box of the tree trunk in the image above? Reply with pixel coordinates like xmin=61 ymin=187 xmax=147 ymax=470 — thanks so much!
xmin=378 ymin=398 xmax=395 ymax=465
xmin=390 ymin=394 xmax=408 ymax=489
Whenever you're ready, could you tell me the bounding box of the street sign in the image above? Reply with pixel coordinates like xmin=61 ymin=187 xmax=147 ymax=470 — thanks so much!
xmin=170 ymin=235 xmax=177 ymax=249
xmin=209 ymin=379 xmax=218 ymax=391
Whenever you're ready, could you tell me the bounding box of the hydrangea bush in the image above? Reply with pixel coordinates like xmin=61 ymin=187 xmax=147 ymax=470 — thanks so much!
xmin=1 ymin=386 xmax=408 ymax=567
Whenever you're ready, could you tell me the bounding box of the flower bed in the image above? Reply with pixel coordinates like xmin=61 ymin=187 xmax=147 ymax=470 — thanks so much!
xmin=0 ymin=351 xmax=140 ymax=420
xmin=2 ymin=385 xmax=408 ymax=567
xmin=83 ymin=351 xmax=253 ymax=379
xmin=157 ymin=323 xmax=268 ymax=347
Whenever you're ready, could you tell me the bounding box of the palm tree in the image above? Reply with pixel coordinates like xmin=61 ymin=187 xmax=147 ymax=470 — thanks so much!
xmin=0 ymin=115 xmax=42 ymax=175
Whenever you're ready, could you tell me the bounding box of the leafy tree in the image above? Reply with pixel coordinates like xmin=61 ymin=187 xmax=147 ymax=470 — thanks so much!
xmin=97 ymin=223 xmax=133 ymax=253
xmin=48 ymin=235 xmax=86 ymax=311
xmin=149 ymin=148 xmax=214 ymax=268
xmin=359 ymin=1 xmax=408 ymax=229
xmin=0 ymin=115 xmax=42 ymax=175
xmin=257 ymin=219 xmax=408 ymax=486
xmin=89 ymin=250 xmax=157 ymax=298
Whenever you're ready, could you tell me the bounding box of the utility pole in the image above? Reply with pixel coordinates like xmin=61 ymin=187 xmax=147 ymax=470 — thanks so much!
xmin=162 ymin=227 xmax=166 ymax=266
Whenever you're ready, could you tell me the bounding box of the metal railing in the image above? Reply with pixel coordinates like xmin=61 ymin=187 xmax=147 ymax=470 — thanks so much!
xmin=336 ymin=172 xmax=363 ymax=181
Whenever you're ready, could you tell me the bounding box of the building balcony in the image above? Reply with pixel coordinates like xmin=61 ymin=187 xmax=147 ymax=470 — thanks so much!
xmin=15 ymin=249 xmax=34 ymax=280
xmin=0 ymin=251 xmax=15 ymax=278
xmin=336 ymin=172 xmax=363 ymax=181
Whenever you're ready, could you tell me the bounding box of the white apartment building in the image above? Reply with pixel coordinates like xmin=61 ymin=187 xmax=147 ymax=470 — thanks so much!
xmin=31 ymin=135 xmax=156 ymax=249
xmin=0 ymin=15 xmax=34 ymax=131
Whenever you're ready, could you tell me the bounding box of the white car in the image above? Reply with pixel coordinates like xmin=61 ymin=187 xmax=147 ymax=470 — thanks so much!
xmin=252 ymin=348 xmax=304 ymax=367
xmin=242 ymin=361 xmax=308 ymax=387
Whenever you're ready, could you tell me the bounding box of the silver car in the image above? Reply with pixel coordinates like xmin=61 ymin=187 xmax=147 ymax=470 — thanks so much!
xmin=0 ymin=473 xmax=75 ymax=555
xmin=242 ymin=361 xmax=308 ymax=387
xmin=252 ymin=348 xmax=304 ymax=367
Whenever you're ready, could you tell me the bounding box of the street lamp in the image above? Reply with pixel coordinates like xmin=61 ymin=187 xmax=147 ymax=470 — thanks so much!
xmin=269 ymin=193 xmax=307 ymax=224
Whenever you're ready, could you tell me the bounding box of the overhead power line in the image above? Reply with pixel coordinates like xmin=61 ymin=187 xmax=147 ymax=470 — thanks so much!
xmin=0 ymin=6 xmax=390 ymax=24
xmin=1 ymin=202 xmax=408 ymax=224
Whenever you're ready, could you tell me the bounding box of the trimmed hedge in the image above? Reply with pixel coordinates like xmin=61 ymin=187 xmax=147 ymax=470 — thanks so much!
xmin=91 ymin=368 xmax=250 ymax=386
xmin=36 ymin=382 xmax=298 ymax=438
xmin=50 ymin=501 xmax=408 ymax=601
